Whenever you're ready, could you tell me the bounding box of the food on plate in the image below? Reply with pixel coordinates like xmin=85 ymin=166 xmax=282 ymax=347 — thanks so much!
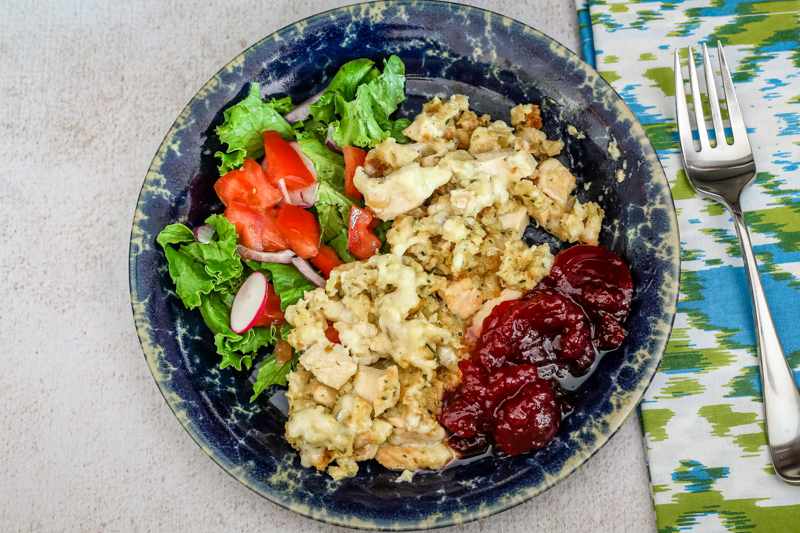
xmin=282 ymin=94 xmax=629 ymax=479
xmin=156 ymin=56 xmax=410 ymax=394
xmin=156 ymin=56 xmax=633 ymax=481
xmin=441 ymin=245 xmax=632 ymax=457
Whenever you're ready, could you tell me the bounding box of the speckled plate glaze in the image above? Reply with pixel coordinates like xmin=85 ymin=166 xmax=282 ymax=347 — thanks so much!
xmin=129 ymin=1 xmax=680 ymax=529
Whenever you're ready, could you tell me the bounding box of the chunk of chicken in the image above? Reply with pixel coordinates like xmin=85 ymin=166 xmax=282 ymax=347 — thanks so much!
xmin=443 ymin=278 xmax=483 ymax=320
xmin=375 ymin=442 xmax=454 ymax=471
xmin=298 ymin=343 xmax=357 ymax=390
xmin=364 ymin=137 xmax=419 ymax=178
xmin=352 ymin=365 xmax=401 ymax=416
xmin=525 ymin=158 xmax=604 ymax=246
xmin=311 ymin=381 xmax=337 ymax=409
xmin=354 ymin=163 xmax=452 ymax=221
xmin=535 ymin=158 xmax=576 ymax=207
xmin=468 ymin=288 xmax=523 ymax=338
xmin=499 ymin=205 xmax=529 ymax=237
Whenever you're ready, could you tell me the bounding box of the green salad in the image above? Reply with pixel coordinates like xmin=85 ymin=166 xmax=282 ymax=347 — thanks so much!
xmin=156 ymin=56 xmax=411 ymax=400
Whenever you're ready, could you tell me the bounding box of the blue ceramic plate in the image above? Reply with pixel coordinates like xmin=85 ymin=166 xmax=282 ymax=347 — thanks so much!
xmin=130 ymin=1 xmax=679 ymax=529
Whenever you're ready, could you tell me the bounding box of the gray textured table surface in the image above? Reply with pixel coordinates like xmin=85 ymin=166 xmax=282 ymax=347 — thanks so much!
xmin=0 ymin=1 xmax=657 ymax=531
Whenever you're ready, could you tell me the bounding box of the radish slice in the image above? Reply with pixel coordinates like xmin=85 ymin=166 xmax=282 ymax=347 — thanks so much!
xmin=230 ymin=272 xmax=269 ymax=334
xmin=288 ymin=141 xmax=318 ymax=179
xmin=235 ymin=245 xmax=295 ymax=264
xmin=282 ymin=89 xmax=325 ymax=123
xmin=325 ymin=124 xmax=342 ymax=154
xmin=193 ymin=224 xmax=216 ymax=244
xmin=291 ymin=257 xmax=326 ymax=288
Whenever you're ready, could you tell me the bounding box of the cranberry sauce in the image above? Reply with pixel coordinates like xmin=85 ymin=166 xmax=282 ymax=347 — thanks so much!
xmin=440 ymin=245 xmax=633 ymax=458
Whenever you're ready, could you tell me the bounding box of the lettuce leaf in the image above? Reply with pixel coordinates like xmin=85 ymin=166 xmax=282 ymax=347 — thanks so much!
xmin=332 ymin=56 xmax=408 ymax=148
xmin=250 ymin=322 xmax=298 ymax=401
xmin=309 ymin=58 xmax=379 ymax=124
xmin=373 ymin=219 xmax=394 ymax=253
xmin=215 ymin=149 xmax=246 ymax=176
xmin=156 ymin=215 xmax=242 ymax=309
xmin=214 ymin=84 xmax=295 ymax=175
xmin=314 ymin=182 xmax=360 ymax=262
xmin=297 ymin=137 xmax=346 ymax=190
xmin=385 ymin=118 xmax=412 ymax=143
xmin=157 ymin=216 xmax=278 ymax=371
xmin=160 ymin=245 xmax=215 ymax=309
xmin=250 ymin=355 xmax=294 ymax=401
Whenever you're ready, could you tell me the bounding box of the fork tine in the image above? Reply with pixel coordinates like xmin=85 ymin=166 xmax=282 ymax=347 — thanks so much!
xmin=702 ymin=44 xmax=726 ymax=147
xmin=687 ymin=46 xmax=710 ymax=150
xmin=674 ymin=50 xmax=696 ymax=153
xmin=717 ymin=42 xmax=749 ymax=145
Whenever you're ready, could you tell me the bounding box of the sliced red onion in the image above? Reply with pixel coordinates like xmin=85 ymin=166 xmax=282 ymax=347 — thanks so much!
xmin=282 ymin=89 xmax=325 ymax=123
xmin=276 ymin=179 xmax=292 ymax=205
xmin=291 ymin=257 xmax=326 ymax=288
xmin=193 ymin=224 xmax=216 ymax=244
xmin=288 ymin=141 xmax=318 ymax=179
xmin=236 ymin=245 xmax=295 ymax=264
xmin=298 ymin=182 xmax=319 ymax=206
xmin=277 ymin=179 xmax=317 ymax=209
xmin=325 ymin=124 xmax=342 ymax=154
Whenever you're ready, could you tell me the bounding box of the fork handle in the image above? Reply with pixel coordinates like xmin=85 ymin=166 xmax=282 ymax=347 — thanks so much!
xmin=729 ymin=199 xmax=800 ymax=483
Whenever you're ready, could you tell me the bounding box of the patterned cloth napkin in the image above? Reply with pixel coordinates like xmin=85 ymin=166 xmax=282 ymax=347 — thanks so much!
xmin=575 ymin=0 xmax=800 ymax=530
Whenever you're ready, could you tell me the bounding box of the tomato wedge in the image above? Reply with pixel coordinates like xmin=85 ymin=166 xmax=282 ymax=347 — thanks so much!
xmin=342 ymin=145 xmax=366 ymax=200
xmin=263 ymin=130 xmax=316 ymax=191
xmin=310 ymin=244 xmax=344 ymax=277
xmin=348 ymin=206 xmax=382 ymax=260
xmin=214 ymin=158 xmax=281 ymax=210
xmin=252 ymin=281 xmax=285 ymax=328
xmin=225 ymin=201 xmax=265 ymax=251
xmin=276 ymin=204 xmax=321 ymax=260
xmin=261 ymin=208 xmax=290 ymax=252
xmin=325 ymin=324 xmax=341 ymax=344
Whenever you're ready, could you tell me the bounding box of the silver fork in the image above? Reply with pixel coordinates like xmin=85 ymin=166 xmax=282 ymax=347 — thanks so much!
xmin=675 ymin=42 xmax=800 ymax=485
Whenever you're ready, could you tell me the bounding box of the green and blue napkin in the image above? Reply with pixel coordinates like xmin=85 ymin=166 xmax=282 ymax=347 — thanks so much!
xmin=576 ymin=0 xmax=800 ymax=530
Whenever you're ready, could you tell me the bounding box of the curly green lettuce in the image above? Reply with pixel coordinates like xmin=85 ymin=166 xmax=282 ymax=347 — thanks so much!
xmin=329 ymin=56 xmax=411 ymax=148
xmin=156 ymin=215 xmax=309 ymax=379
xmin=214 ymin=85 xmax=296 ymax=175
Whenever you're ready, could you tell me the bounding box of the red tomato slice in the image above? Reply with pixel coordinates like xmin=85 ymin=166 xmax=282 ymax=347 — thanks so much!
xmin=261 ymin=208 xmax=290 ymax=252
xmin=214 ymin=173 xmax=249 ymax=207
xmin=310 ymin=244 xmax=344 ymax=277
xmin=263 ymin=130 xmax=316 ymax=191
xmin=215 ymin=159 xmax=282 ymax=210
xmin=252 ymin=281 xmax=285 ymax=328
xmin=276 ymin=204 xmax=321 ymax=260
xmin=325 ymin=324 xmax=341 ymax=344
xmin=225 ymin=201 xmax=265 ymax=251
xmin=342 ymin=145 xmax=366 ymax=200
xmin=348 ymin=206 xmax=381 ymax=260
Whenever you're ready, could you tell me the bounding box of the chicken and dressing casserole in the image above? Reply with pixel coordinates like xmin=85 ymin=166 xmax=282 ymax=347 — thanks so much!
xmin=284 ymin=94 xmax=604 ymax=479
